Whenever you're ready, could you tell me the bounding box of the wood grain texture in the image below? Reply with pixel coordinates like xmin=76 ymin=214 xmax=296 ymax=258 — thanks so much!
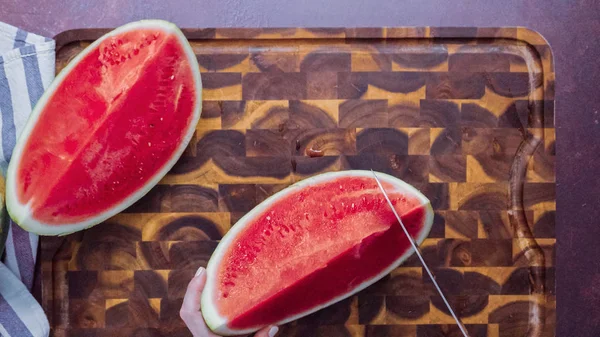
xmin=42 ymin=27 xmax=555 ymax=337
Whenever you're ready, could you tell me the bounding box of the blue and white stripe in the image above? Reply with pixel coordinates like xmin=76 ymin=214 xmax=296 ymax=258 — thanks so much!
xmin=0 ymin=21 xmax=53 ymax=337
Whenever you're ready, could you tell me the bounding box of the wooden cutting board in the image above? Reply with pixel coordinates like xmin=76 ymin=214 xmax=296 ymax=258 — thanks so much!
xmin=41 ymin=27 xmax=555 ymax=337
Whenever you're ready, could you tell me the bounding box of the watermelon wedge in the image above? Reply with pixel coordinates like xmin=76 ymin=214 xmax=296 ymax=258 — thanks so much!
xmin=201 ymin=170 xmax=434 ymax=335
xmin=6 ymin=20 xmax=202 ymax=236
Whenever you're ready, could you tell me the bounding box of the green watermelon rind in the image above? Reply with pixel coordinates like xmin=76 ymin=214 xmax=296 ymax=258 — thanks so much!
xmin=201 ymin=170 xmax=434 ymax=336
xmin=6 ymin=20 xmax=202 ymax=236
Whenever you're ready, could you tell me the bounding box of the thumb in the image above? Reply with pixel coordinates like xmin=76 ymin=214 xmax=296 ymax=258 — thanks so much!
xmin=255 ymin=326 xmax=279 ymax=337
xmin=181 ymin=266 xmax=207 ymax=312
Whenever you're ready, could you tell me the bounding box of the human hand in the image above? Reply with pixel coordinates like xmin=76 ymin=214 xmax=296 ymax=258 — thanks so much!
xmin=180 ymin=266 xmax=279 ymax=337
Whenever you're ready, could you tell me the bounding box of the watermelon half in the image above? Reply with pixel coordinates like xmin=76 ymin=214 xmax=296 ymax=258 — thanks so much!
xmin=201 ymin=170 xmax=434 ymax=335
xmin=6 ymin=20 xmax=202 ymax=236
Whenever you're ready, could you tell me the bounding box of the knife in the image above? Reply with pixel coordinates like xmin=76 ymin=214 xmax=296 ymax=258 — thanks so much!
xmin=371 ymin=170 xmax=469 ymax=337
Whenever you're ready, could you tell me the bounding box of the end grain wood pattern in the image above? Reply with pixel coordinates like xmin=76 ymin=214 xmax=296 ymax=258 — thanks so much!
xmin=42 ymin=27 xmax=555 ymax=337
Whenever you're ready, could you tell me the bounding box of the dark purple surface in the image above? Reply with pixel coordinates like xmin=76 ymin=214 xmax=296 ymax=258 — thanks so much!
xmin=2 ymin=1 xmax=599 ymax=336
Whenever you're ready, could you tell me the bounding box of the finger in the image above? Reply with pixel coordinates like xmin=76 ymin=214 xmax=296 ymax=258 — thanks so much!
xmin=180 ymin=267 xmax=217 ymax=337
xmin=182 ymin=266 xmax=207 ymax=312
xmin=255 ymin=326 xmax=279 ymax=337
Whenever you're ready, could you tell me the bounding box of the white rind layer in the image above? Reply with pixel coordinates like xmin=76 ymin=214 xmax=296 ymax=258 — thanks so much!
xmin=6 ymin=20 xmax=202 ymax=236
xmin=201 ymin=170 xmax=434 ymax=336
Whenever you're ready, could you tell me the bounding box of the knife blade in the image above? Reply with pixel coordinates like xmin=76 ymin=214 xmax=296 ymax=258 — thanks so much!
xmin=371 ymin=170 xmax=469 ymax=337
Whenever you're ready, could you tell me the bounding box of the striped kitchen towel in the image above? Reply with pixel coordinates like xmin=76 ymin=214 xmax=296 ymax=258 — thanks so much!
xmin=0 ymin=22 xmax=53 ymax=337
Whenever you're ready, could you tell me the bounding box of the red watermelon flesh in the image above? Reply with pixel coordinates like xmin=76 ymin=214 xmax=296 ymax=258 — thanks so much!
xmin=201 ymin=171 xmax=433 ymax=335
xmin=6 ymin=21 xmax=202 ymax=235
